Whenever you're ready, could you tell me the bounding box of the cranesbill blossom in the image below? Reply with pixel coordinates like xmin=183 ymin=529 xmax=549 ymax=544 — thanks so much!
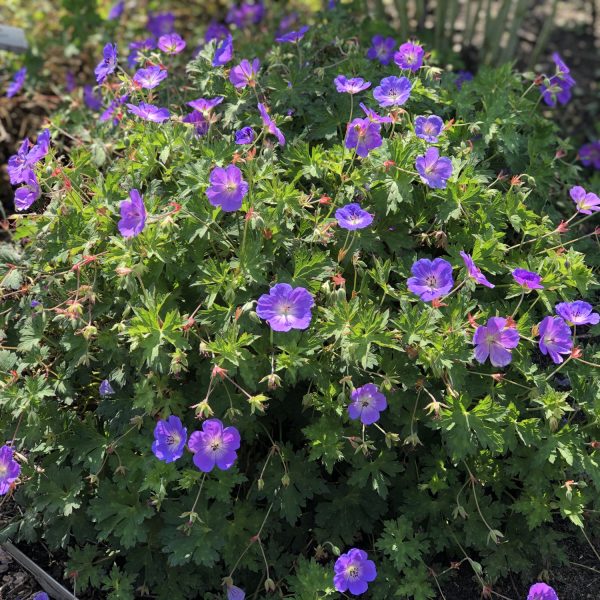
xmin=460 ymin=251 xmax=495 ymax=288
xmin=348 ymin=384 xmax=387 ymax=425
xmin=108 ymin=0 xmax=124 ymax=20
xmin=278 ymin=12 xmax=299 ymax=33
xmin=407 ymin=257 xmax=454 ymax=301
xmin=126 ymin=102 xmax=170 ymax=123
xmin=256 ymin=283 xmax=314 ymax=332
xmin=235 ymin=126 xmax=256 ymax=144
xmin=14 ymin=172 xmax=41 ymax=211
xmin=555 ymin=301 xmax=600 ymax=326
xmin=83 ymin=85 xmax=103 ymax=111
xmin=333 ymin=548 xmax=377 ymax=595
xmin=8 ymin=129 xmax=50 ymax=185
xmin=206 ymin=164 xmax=248 ymax=212
xmin=275 ymin=26 xmax=309 ymax=43
xmin=541 ymin=53 xmax=575 ymax=107
xmin=415 ymin=147 xmax=452 ymax=189
xmin=128 ymin=38 xmax=156 ymax=69
xmin=100 ymin=94 xmax=129 ymax=126
xmin=569 ymin=185 xmax=600 ymax=215
xmin=118 ymin=189 xmax=146 ymax=238
xmin=579 ymin=141 xmax=600 ymax=170
xmin=213 ymin=34 xmax=234 ymax=67
xmin=455 ymin=70 xmax=473 ymax=89
xmin=147 ymin=11 xmax=175 ymax=37
xmin=360 ymin=103 xmax=392 ymax=124
xmin=538 ymin=316 xmax=573 ymax=364
xmin=230 ymin=59 xmax=260 ymax=88
xmin=152 ymin=416 xmax=187 ymax=463
xmin=226 ymin=584 xmax=245 ymax=600
xmin=0 ymin=445 xmax=20 ymax=495
xmin=182 ymin=111 xmax=209 ymax=136
xmin=345 ymin=118 xmax=382 ymax=158
xmin=527 ymin=582 xmax=559 ymax=600
xmin=394 ymin=42 xmax=424 ymax=71
xmin=32 ymin=593 xmax=50 ymax=600
xmin=65 ymin=71 xmax=76 ymax=93
xmin=205 ymin=21 xmax=229 ymax=43
xmin=512 ymin=268 xmax=543 ymax=290
xmin=334 ymin=75 xmax=371 ymax=94
xmin=473 ymin=317 xmax=520 ymax=367
xmin=227 ymin=1 xmax=264 ymax=28
xmin=187 ymin=96 xmax=224 ymax=115
xmin=99 ymin=379 xmax=115 ymax=396
xmin=188 ymin=419 xmax=240 ymax=472
xmin=95 ymin=43 xmax=118 ymax=84
xmin=373 ymin=76 xmax=411 ymax=108
xmin=258 ymin=103 xmax=285 ymax=146
xmin=133 ymin=66 xmax=168 ymax=90
xmin=335 ymin=203 xmax=373 ymax=230
xmin=6 ymin=67 xmax=26 ymax=98
xmin=367 ymin=35 xmax=396 ymax=65
xmin=414 ymin=115 xmax=444 ymax=143
xmin=158 ymin=33 xmax=186 ymax=54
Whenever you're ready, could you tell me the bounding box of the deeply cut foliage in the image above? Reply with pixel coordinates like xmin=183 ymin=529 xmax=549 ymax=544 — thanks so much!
xmin=1 ymin=2 xmax=599 ymax=599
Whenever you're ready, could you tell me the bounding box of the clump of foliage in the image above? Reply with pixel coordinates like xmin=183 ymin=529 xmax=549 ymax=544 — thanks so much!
xmin=1 ymin=1 xmax=599 ymax=599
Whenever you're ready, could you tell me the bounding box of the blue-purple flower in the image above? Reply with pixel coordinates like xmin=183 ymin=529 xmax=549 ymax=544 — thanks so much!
xmin=187 ymin=96 xmax=224 ymax=115
xmin=183 ymin=111 xmax=209 ymax=136
xmin=126 ymin=102 xmax=170 ymax=123
xmin=158 ymin=33 xmax=186 ymax=54
xmin=345 ymin=118 xmax=382 ymax=158
xmin=455 ymin=70 xmax=474 ymax=89
xmin=188 ymin=419 xmax=240 ymax=472
xmin=100 ymin=94 xmax=129 ymax=126
xmin=407 ymin=258 xmax=454 ymax=301
xmin=348 ymin=383 xmax=387 ymax=425
xmin=118 ymin=189 xmax=146 ymax=238
xmin=83 ymin=85 xmax=103 ymax=111
xmin=579 ymin=141 xmax=600 ymax=170
xmin=0 ymin=445 xmax=20 ymax=496
xmin=8 ymin=129 xmax=50 ymax=185
xmin=367 ymin=35 xmax=396 ymax=65
xmin=32 ymin=593 xmax=50 ymax=600
xmin=227 ymin=1 xmax=264 ymax=28
xmin=256 ymin=283 xmax=314 ymax=332
xmin=569 ymin=186 xmax=600 ymax=215
xmin=335 ymin=203 xmax=373 ymax=230
xmin=6 ymin=67 xmax=26 ymax=98
xmin=334 ymin=75 xmax=371 ymax=94
xmin=555 ymin=301 xmax=600 ymax=326
xmin=128 ymin=38 xmax=156 ymax=69
xmin=14 ymin=172 xmax=41 ymax=211
xmin=152 ymin=416 xmax=187 ymax=463
xmin=333 ymin=548 xmax=377 ymax=595
xmin=538 ymin=316 xmax=573 ymax=364
xmin=394 ymin=42 xmax=424 ymax=71
xmin=226 ymin=584 xmax=246 ymax=600
xmin=258 ymin=103 xmax=285 ymax=146
xmin=527 ymin=582 xmax=559 ymax=600
xmin=230 ymin=59 xmax=260 ymax=89
xmin=460 ymin=251 xmax=494 ymax=288
xmin=473 ymin=317 xmax=520 ymax=367
xmin=205 ymin=21 xmax=229 ymax=43
xmin=415 ymin=147 xmax=453 ymax=189
xmin=94 ymin=43 xmax=118 ymax=84
xmin=206 ymin=164 xmax=249 ymax=212
xmin=235 ymin=126 xmax=256 ymax=145
xmin=213 ymin=34 xmax=234 ymax=66
xmin=372 ymin=76 xmax=411 ymax=108
xmin=360 ymin=103 xmax=392 ymax=124
xmin=107 ymin=0 xmax=124 ymax=20
xmin=541 ymin=53 xmax=575 ymax=107
xmin=147 ymin=11 xmax=175 ymax=37
xmin=133 ymin=66 xmax=168 ymax=90
xmin=99 ymin=379 xmax=115 ymax=396
xmin=512 ymin=268 xmax=543 ymax=290
xmin=414 ymin=115 xmax=444 ymax=143
xmin=275 ymin=26 xmax=309 ymax=43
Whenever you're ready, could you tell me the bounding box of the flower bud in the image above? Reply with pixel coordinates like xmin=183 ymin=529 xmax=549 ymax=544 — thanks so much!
xmin=264 ymin=578 xmax=276 ymax=592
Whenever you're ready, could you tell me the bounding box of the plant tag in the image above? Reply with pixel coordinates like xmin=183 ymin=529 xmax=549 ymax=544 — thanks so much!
xmin=0 ymin=24 xmax=28 ymax=53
